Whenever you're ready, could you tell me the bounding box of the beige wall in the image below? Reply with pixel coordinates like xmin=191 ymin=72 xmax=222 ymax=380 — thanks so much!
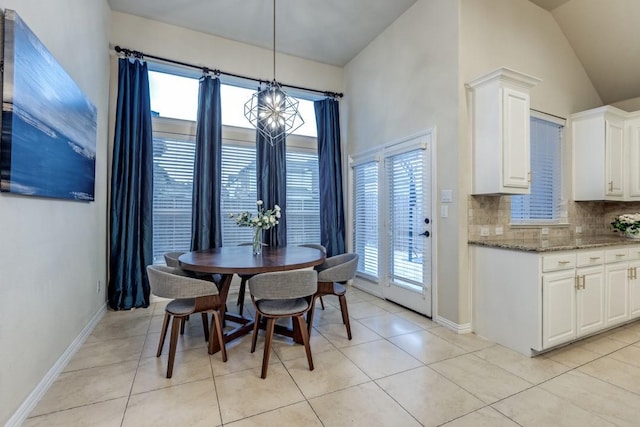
xmin=344 ymin=0 xmax=461 ymax=323
xmin=0 ymin=0 xmax=111 ymax=424
xmin=109 ymin=12 xmax=343 ymax=95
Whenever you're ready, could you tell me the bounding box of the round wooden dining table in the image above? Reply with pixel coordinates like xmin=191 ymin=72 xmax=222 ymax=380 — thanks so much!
xmin=178 ymin=246 xmax=326 ymax=353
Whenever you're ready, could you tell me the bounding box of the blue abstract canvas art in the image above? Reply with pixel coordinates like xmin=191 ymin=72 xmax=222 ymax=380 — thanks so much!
xmin=0 ymin=9 xmax=96 ymax=201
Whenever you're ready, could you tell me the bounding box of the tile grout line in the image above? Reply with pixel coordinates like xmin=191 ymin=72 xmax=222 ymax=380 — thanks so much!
xmin=120 ymin=303 xmax=161 ymax=427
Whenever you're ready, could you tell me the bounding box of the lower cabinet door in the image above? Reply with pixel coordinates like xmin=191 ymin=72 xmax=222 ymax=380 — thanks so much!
xmin=543 ymin=270 xmax=577 ymax=349
xmin=576 ymin=266 xmax=605 ymax=336
xmin=605 ymin=263 xmax=630 ymax=327
xmin=629 ymin=261 xmax=640 ymax=319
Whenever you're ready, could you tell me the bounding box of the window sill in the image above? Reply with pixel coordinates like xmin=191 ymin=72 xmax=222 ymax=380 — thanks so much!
xmin=509 ymin=222 xmax=570 ymax=229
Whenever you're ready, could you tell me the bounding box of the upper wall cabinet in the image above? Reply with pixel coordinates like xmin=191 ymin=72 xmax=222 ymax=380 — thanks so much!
xmin=467 ymin=68 xmax=541 ymax=195
xmin=573 ymin=106 xmax=640 ymax=201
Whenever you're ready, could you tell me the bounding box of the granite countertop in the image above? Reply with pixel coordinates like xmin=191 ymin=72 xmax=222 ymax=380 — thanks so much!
xmin=468 ymin=235 xmax=640 ymax=252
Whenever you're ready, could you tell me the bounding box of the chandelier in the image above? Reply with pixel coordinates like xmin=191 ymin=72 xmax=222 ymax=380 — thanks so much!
xmin=244 ymin=0 xmax=304 ymax=146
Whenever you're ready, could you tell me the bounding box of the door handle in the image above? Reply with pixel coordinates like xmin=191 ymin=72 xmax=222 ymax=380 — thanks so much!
xmin=420 ymin=230 xmax=430 ymax=237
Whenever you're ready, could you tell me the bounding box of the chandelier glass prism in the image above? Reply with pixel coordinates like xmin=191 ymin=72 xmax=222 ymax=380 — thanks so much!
xmin=244 ymin=0 xmax=304 ymax=146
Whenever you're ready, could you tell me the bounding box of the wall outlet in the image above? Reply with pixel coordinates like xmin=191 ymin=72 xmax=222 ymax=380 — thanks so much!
xmin=495 ymin=226 xmax=503 ymax=235
xmin=541 ymin=227 xmax=549 ymax=235
xmin=480 ymin=227 xmax=490 ymax=237
xmin=97 ymin=280 xmax=101 ymax=293
xmin=575 ymin=226 xmax=582 ymax=234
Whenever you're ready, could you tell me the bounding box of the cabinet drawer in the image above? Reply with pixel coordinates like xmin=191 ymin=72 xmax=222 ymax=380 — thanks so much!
xmin=542 ymin=253 xmax=576 ymax=272
xmin=577 ymin=250 xmax=604 ymax=267
xmin=627 ymin=246 xmax=640 ymax=261
xmin=605 ymin=248 xmax=629 ymax=263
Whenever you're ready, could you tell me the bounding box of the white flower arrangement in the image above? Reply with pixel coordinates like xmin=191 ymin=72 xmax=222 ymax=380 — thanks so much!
xmin=611 ymin=213 xmax=640 ymax=235
xmin=230 ymin=200 xmax=281 ymax=231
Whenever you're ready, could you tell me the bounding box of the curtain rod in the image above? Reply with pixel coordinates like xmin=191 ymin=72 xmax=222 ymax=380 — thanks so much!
xmin=114 ymin=45 xmax=344 ymax=99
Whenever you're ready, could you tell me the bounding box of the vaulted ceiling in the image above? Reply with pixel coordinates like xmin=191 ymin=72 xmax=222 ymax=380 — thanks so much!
xmin=107 ymin=0 xmax=639 ymax=105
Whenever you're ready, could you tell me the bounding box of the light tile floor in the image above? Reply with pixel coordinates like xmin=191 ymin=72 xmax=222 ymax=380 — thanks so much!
xmin=24 ymin=278 xmax=640 ymax=426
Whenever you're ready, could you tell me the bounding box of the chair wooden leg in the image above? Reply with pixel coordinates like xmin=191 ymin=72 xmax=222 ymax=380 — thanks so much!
xmin=296 ymin=315 xmax=314 ymax=371
xmin=180 ymin=317 xmax=186 ymax=335
xmin=250 ymin=313 xmax=261 ymax=353
xmin=306 ymin=296 xmax=317 ymax=336
xmin=210 ymin=310 xmax=227 ymax=362
xmin=237 ymin=277 xmax=248 ymax=316
xmin=261 ymin=318 xmax=276 ymax=379
xmin=338 ymin=295 xmax=352 ymax=340
xmin=201 ymin=313 xmax=210 ymax=342
xmin=167 ymin=316 xmax=181 ymax=378
xmin=157 ymin=313 xmax=170 ymax=357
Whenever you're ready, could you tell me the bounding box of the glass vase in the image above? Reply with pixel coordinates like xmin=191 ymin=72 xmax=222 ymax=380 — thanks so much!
xmin=252 ymin=227 xmax=263 ymax=255
xmin=624 ymin=229 xmax=640 ymax=240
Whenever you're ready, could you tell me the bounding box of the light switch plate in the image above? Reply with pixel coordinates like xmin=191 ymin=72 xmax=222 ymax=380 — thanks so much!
xmin=495 ymin=226 xmax=503 ymax=235
xmin=575 ymin=226 xmax=582 ymax=234
xmin=441 ymin=189 xmax=453 ymax=203
xmin=480 ymin=227 xmax=489 ymax=237
xmin=440 ymin=205 xmax=449 ymax=218
xmin=541 ymin=227 xmax=549 ymax=235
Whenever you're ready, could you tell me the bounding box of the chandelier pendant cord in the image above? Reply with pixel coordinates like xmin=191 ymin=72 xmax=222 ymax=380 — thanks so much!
xmin=272 ymin=0 xmax=276 ymax=83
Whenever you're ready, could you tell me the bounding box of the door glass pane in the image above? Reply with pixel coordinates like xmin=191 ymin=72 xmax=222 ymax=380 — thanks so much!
xmin=387 ymin=149 xmax=424 ymax=291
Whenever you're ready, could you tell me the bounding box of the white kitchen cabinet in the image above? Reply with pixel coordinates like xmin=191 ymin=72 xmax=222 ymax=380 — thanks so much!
xmin=628 ymin=259 xmax=640 ymax=319
xmin=542 ymin=270 xmax=577 ymax=348
xmin=542 ymin=251 xmax=605 ymax=349
xmin=604 ymin=262 xmax=629 ymax=327
xmin=576 ymin=265 xmax=605 ymax=336
xmin=573 ymin=106 xmax=640 ymax=201
xmin=626 ymin=115 xmax=640 ymax=199
xmin=467 ymin=68 xmax=541 ymax=195
xmin=472 ymin=244 xmax=637 ymax=356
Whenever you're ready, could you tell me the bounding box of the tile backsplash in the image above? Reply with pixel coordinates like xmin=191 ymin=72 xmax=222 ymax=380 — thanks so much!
xmin=468 ymin=195 xmax=640 ymax=240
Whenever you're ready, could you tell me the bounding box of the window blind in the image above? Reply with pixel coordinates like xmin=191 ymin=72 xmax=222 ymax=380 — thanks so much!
xmin=152 ymin=136 xmax=196 ymax=263
xmin=353 ymin=161 xmax=379 ymax=278
xmin=511 ymin=116 xmax=563 ymax=223
xmin=152 ymin=135 xmax=320 ymax=262
xmin=387 ymin=150 xmax=424 ymax=286
xmin=220 ymin=143 xmax=258 ymax=246
xmin=286 ymin=151 xmax=320 ymax=245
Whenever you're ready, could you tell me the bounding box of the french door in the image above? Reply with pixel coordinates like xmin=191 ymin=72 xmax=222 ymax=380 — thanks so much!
xmin=381 ymin=144 xmax=432 ymax=316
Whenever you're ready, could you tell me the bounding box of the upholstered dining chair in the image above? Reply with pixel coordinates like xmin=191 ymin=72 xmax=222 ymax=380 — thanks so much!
xmin=163 ymin=251 xmax=185 ymax=268
xmin=249 ymin=270 xmax=317 ymax=379
xmin=307 ymin=253 xmax=359 ymax=340
xmin=164 ymin=251 xmax=223 ymax=333
xmin=147 ymin=265 xmax=227 ymax=378
xmin=298 ymin=244 xmax=327 ymax=309
xmin=165 ymin=250 xmax=223 ymax=286
xmin=236 ymin=242 xmax=268 ymax=316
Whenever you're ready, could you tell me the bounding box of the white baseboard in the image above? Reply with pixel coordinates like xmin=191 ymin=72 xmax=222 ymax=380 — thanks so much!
xmin=5 ymin=303 xmax=107 ymax=427
xmin=435 ymin=315 xmax=473 ymax=334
